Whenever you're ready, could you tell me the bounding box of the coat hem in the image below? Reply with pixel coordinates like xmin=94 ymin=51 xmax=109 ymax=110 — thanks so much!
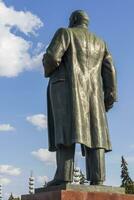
xmin=48 ymin=140 xmax=112 ymax=155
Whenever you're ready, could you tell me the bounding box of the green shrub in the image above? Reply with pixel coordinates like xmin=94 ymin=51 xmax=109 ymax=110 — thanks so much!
xmin=125 ymin=183 xmax=134 ymax=194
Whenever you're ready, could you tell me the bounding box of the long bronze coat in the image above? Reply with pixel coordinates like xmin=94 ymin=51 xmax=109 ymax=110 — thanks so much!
xmin=43 ymin=25 xmax=117 ymax=153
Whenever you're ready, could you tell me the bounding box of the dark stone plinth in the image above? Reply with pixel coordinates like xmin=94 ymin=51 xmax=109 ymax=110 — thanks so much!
xmin=35 ymin=184 xmax=125 ymax=194
xmin=21 ymin=190 xmax=134 ymax=200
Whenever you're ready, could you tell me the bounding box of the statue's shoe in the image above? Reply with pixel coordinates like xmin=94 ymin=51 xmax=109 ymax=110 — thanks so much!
xmin=45 ymin=179 xmax=70 ymax=187
xmin=90 ymin=181 xmax=103 ymax=185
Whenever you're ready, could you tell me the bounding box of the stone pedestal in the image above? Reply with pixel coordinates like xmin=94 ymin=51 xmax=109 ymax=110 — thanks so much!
xmin=21 ymin=184 xmax=134 ymax=200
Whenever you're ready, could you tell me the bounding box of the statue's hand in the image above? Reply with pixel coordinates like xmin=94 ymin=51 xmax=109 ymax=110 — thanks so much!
xmin=104 ymin=91 xmax=116 ymax=112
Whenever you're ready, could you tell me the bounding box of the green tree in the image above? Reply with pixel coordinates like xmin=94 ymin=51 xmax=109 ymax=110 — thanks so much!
xmin=8 ymin=193 xmax=14 ymax=200
xmin=8 ymin=193 xmax=20 ymax=200
xmin=121 ymin=156 xmax=133 ymax=187
xmin=121 ymin=156 xmax=134 ymax=194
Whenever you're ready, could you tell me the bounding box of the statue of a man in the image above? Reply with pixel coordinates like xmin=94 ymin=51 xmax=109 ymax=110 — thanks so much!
xmin=42 ymin=10 xmax=117 ymax=186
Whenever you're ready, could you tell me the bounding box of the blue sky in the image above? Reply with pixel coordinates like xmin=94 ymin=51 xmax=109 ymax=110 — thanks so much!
xmin=0 ymin=0 xmax=134 ymax=199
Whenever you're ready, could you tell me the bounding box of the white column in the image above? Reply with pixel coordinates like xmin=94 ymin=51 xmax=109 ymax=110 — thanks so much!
xmin=73 ymin=167 xmax=81 ymax=184
xmin=0 ymin=185 xmax=2 ymax=200
xmin=29 ymin=172 xmax=35 ymax=194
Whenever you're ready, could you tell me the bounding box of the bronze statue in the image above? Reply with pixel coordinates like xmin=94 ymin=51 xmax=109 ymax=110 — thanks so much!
xmin=42 ymin=10 xmax=117 ymax=186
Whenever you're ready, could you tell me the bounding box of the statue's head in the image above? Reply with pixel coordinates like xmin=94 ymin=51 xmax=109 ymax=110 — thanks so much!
xmin=69 ymin=10 xmax=89 ymax=28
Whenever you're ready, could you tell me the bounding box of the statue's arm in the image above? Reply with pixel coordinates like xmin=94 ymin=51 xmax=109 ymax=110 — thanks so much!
xmin=101 ymin=44 xmax=117 ymax=112
xmin=42 ymin=28 xmax=70 ymax=77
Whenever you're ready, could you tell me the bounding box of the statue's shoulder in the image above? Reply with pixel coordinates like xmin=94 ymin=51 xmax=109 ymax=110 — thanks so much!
xmin=55 ymin=27 xmax=69 ymax=35
xmin=52 ymin=27 xmax=70 ymax=42
xmin=90 ymin=32 xmax=105 ymax=46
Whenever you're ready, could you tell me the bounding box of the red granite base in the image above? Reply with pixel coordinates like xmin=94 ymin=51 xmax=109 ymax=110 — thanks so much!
xmin=21 ymin=190 xmax=134 ymax=200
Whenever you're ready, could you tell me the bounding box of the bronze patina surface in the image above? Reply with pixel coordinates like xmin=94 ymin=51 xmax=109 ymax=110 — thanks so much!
xmin=42 ymin=10 xmax=117 ymax=186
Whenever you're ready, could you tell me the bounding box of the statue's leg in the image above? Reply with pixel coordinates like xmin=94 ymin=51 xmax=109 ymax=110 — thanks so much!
xmin=85 ymin=148 xmax=105 ymax=185
xmin=54 ymin=144 xmax=75 ymax=182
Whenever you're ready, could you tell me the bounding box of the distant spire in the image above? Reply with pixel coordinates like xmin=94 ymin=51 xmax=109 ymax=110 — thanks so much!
xmin=29 ymin=170 xmax=35 ymax=194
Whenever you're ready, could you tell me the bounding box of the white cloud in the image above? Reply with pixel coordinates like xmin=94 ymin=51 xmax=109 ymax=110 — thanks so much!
xmin=129 ymin=144 xmax=134 ymax=150
xmin=126 ymin=156 xmax=134 ymax=163
xmin=0 ymin=1 xmax=44 ymax=77
xmin=32 ymin=148 xmax=56 ymax=164
xmin=0 ymin=177 xmax=11 ymax=185
xmin=0 ymin=124 xmax=15 ymax=132
xmin=0 ymin=1 xmax=43 ymax=35
xmin=27 ymin=114 xmax=47 ymax=130
xmin=0 ymin=165 xmax=21 ymax=176
xmin=4 ymin=193 xmax=10 ymax=199
xmin=33 ymin=42 xmax=45 ymax=55
xmin=36 ymin=176 xmax=49 ymax=185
